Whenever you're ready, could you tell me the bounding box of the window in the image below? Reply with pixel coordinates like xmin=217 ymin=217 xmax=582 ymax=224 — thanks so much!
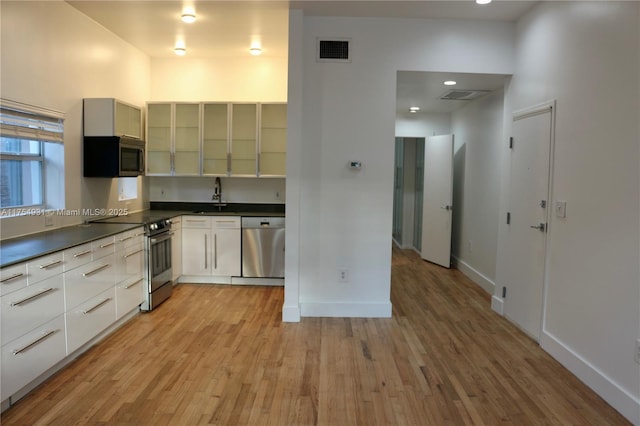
xmin=0 ymin=100 xmax=64 ymax=210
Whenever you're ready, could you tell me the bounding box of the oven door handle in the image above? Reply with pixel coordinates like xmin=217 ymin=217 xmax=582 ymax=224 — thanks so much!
xmin=149 ymin=232 xmax=174 ymax=244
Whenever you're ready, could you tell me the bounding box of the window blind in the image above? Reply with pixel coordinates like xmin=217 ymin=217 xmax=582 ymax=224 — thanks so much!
xmin=0 ymin=99 xmax=64 ymax=144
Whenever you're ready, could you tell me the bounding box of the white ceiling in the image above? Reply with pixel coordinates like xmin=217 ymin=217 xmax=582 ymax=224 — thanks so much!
xmin=66 ymin=1 xmax=532 ymax=113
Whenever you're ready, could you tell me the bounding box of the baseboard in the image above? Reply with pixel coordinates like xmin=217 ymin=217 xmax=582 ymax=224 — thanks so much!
xmin=491 ymin=295 xmax=504 ymax=315
xmin=231 ymin=277 xmax=284 ymax=286
xmin=451 ymin=256 xmax=495 ymax=295
xmin=300 ymin=301 xmax=392 ymax=318
xmin=540 ymin=330 xmax=640 ymax=424
xmin=282 ymin=304 xmax=301 ymax=322
xmin=178 ymin=275 xmax=232 ymax=284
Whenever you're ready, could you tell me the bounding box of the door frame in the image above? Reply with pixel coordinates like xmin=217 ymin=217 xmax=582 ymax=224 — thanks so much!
xmin=506 ymin=99 xmax=557 ymax=339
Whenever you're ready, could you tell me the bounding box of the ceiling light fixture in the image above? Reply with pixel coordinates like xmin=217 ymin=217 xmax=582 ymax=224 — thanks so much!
xmin=174 ymin=46 xmax=186 ymax=56
xmin=476 ymin=0 xmax=492 ymax=4
xmin=409 ymin=106 xmax=420 ymax=113
xmin=444 ymin=80 xmax=457 ymax=86
xmin=249 ymin=47 xmax=262 ymax=56
xmin=181 ymin=13 xmax=196 ymax=24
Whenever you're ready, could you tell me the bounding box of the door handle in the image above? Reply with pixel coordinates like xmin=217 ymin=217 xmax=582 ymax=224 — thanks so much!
xmin=530 ymin=223 xmax=546 ymax=232
xmin=440 ymin=205 xmax=452 ymax=211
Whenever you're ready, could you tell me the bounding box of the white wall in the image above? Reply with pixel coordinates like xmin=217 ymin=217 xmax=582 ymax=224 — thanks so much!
xmin=0 ymin=1 xmax=150 ymax=239
xmin=401 ymin=138 xmax=416 ymax=249
xmin=495 ymin=2 xmax=640 ymax=422
xmin=451 ymin=90 xmax=505 ymax=294
xmin=396 ymin=112 xmax=451 ymax=138
xmin=287 ymin=15 xmax=515 ymax=318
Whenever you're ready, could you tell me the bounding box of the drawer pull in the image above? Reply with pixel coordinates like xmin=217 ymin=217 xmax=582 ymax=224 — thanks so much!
xmin=99 ymin=241 xmax=115 ymax=248
xmin=118 ymin=236 xmax=133 ymax=242
xmin=124 ymin=278 xmax=144 ymax=289
xmin=215 ymin=220 xmax=237 ymax=223
xmin=83 ymin=264 xmax=110 ymax=277
xmin=82 ymin=298 xmax=111 ymax=314
xmin=1 ymin=272 xmax=24 ymax=283
xmin=187 ymin=219 xmax=207 ymax=223
xmin=10 ymin=287 xmax=54 ymax=306
xmin=39 ymin=259 xmax=62 ymax=269
xmin=123 ymin=249 xmax=143 ymax=259
xmin=135 ymin=232 xmax=145 ymax=237
xmin=73 ymin=249 xmax=92 ymax=258
xmin=13 ymin=329 xmax=57 ymax=355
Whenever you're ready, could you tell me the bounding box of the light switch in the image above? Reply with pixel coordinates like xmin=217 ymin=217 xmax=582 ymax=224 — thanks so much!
xmin=555 ymin=201 xmax=567 ymax=218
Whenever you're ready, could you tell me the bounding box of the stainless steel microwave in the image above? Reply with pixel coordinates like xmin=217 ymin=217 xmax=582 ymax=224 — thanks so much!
xmin=83 ymin=136 xmax=145 ymax=177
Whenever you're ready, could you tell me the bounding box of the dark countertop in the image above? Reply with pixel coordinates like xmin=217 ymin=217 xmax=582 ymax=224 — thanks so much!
xmin=0 ymin=223 xmax=143 ymax=268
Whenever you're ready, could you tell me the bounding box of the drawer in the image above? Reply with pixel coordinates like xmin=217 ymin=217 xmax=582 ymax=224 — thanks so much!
xmin=183 ymin=216 xmax=211 ymax=229
xmin=92 ymin=236 xmax=116 ymax=260
xmin=115 ymin=227 xmax=145 ymax=250
xmin=1 ymin=314 xmax=66 ymax=401
xmin=64 ymin=254 xmax=115 ymax=311
xmin=212 ymin=216 xmax=240 ymax=229
xmin=1 ymin=274 xmax=65 ymax=344
xmin=27 ymin=252 xmax=64 ymax=285
xmin=65 ymin=288 xmax=116 ymax=354
xmin=115 ymin=242 xmax=144 ymax=286
xmin=63 ymin=242 xmax=93 ymax=272
xmin=0 ymin=263 xmax=28 ymax=297
xmin=115 ymin=276 xmax=144 ymax=319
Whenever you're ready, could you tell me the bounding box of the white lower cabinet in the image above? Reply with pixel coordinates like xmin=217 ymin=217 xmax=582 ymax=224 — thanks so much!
xmin=182 ymin=226 xmax=211 ymax=275
xmin=115 ymin=276 xmax=144 ymax=319
xmin=212 ymin=227 xmax=241 ymax=277
xmin=64 ymin=254 xmax=115 ymax=312
xmin=171 ymin=217 xmax=182 ymax=282
xmin=1 ymin=314 xmax=66 ymax=401
xmin=65 ymin=288 xmax=116 ymax=354
xmin=1 ymin=274 xmax=65 ymax=344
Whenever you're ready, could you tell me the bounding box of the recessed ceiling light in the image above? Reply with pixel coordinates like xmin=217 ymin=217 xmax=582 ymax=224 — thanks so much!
xmin=476 ymin=0 xmax=492 ymax=4
xmin=444 ymin=80 xmax=457 ymax=86
xmin=181 ymin=13 xmax=196 ymax=24
xmin=249 ymin=47 xmax=262 ymax=56
xmin=174 ymin=47 xmax=186 ymax=56
xmin=409 ymin=106 xmax=420 ymax=113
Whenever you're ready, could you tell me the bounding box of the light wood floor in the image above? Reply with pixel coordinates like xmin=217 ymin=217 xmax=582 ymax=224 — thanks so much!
xmin=1 ymin=246 xmax=630 ymax=425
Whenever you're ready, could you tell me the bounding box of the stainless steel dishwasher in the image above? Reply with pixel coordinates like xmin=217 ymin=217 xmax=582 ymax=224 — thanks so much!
xmin=241 ymin=217 xmax=285 ymax=278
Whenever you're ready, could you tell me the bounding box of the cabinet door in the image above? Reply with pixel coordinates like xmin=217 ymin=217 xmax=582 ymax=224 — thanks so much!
xmin=174 ymin=103 xmax=201 ymax=175
xmin=212 ymin=228 xmax=241 ymax=277
xmin=0 ymin=262 xmax=28 ymax=297
xmin=147 ymin=103 xmax=173 ymax=175
xmin=203 ymin=103 xmax=229 ymax=175
xmin=65 ymin=288 xmax=116 ymax=354
xmin=115 ymin=274 xmax=144 ymax=319
xmin=259 ymin=103 xmax=287 ymax=177
xmin=231 ymin=104 xmax=257 ymax=176
xmin=181 ymin=228 xmax=210 ymax=276
xmin=171 ymin=223 xmax=182 ymax=281
xmin=115 ymin=241 xmax=144 ymax=288
xmin=64 ymin=254 xmax=115 ymax=311
xmin=115 ymin=101 xmax=142 ymax=139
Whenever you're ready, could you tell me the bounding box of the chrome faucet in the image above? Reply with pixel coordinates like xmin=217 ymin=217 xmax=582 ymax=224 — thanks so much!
xmin=212 ymin=177 xmax=222 ymax=202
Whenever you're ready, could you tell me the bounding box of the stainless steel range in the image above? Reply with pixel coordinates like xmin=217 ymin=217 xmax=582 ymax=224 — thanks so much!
xmin=93 ymin=213 xmax=173 ymax=311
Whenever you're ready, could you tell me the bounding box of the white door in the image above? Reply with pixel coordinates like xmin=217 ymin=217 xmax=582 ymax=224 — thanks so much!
xmin=504 ymin=105 xmax=553 ymax=341
xmin=421 ymin=134 xmax=454 ymax=268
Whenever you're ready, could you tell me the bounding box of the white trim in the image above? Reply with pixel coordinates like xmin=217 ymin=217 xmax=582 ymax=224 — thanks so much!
xmin=178 ymin=275 xmax=231 ymax=285
xmin=231 ymin=277 xmax=283 ymax=286
xmin=451 ymin=255 xmax=495 ymax=295
xmin=0 ymin=98 xmax=65 ymax=119
xmin=282 ymin=304 xmax=301 ymax=322
xmin=540 ymin=331 xmax=640 ymax=424
xmin=512 ymin=99 xmax=555 ymax=121
xmin=300 ymin=301 xmax=392 ymax=318
xmin=491 ymin=295 xmax=504 ymax=315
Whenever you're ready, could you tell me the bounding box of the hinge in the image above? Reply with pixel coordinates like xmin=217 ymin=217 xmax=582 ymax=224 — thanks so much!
xmin=506 ymin=212 xmax=511 ymax=225
xmin=502 ymin=287 xmax=507 ymax=298
xmin=509 ymin=137 xmax=514 ymax=149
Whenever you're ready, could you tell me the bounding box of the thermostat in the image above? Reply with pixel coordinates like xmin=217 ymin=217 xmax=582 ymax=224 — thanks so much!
xmin=349 ymin=161 xmax=362 ymax=169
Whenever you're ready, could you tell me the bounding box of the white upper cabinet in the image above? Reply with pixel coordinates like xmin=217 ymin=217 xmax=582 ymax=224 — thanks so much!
xmin=83 ymin=98 xmax=143 ymax=139
xmin=259 ymin=103 xmax=287 ymax=177
xmin=230 ymin=104 xmax=258 ymax=176
xmin=202 ymin=103 xmax=229 ymax=176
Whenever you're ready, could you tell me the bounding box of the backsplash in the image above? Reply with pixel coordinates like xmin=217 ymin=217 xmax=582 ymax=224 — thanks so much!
xmin=149 ymin=177 xmax=285 ymax=204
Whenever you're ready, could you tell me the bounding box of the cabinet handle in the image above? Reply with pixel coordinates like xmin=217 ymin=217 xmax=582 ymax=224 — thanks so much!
xmin=13 ymin=329 xmax=57 ymax=355
xmin=73 ymin=249 xmax=92 ymax=258
xmin=135 ymin=232 xmax=146 ymax=237
xmin=227 ymin=153 xmax=231 ymax=174
xmin=187 ymin=219 xmax=207 ymax=223
xmin=123 ymin=249 xmax=143 ymax=259
xmin=214 ymin=234 xmax=218 ymax=270
xmin=10 ymin=287 xmax=54 ymax=306
xmin=123 ymin=278 xmax=143 ymax=290
xmin=204 ymin=234 xmax=208 ymax=269
xmin=99 ymin=241 xmax=115 ymax=248
xmin=82 ymin=298 xmax=111 ymax=314
xmin=118 ymin=236 xmax=133 ymax=242
xmin=39 ymin=259 xmax=62 ymax=269
xmin=1 ymin=272 xmax=24 ymax=283
xmin=83 ymin=264 xmax=110 ymax=277
xmin=215 ymin=220 xmax=236 ymax=224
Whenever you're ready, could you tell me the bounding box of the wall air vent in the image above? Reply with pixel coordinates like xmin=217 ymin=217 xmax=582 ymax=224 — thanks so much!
xmin=317 ymin=38 xmax=351 ymax=62
xmin=440 ymin=89 xmax=490 ymax=101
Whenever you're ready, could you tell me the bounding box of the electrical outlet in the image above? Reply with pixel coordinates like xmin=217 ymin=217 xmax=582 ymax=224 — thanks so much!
xmin=635 ymin=339 xmax=640 ymax=365
xmin=467 ymin=240 xmax=473 ymax=252
xmin=338 ymin=268 xmax=349 ymax=283
xmin=44 ymin=213 xmax=53 ymax=227
xmin=275 ymin=191 xmax=280 ymax=200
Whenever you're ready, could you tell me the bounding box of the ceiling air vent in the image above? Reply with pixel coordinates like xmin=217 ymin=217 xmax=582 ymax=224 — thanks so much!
xmin=440 ymin=89 xmax=490 ymax=101
xmin=317 ymin=38 xmax=351 ymax=62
